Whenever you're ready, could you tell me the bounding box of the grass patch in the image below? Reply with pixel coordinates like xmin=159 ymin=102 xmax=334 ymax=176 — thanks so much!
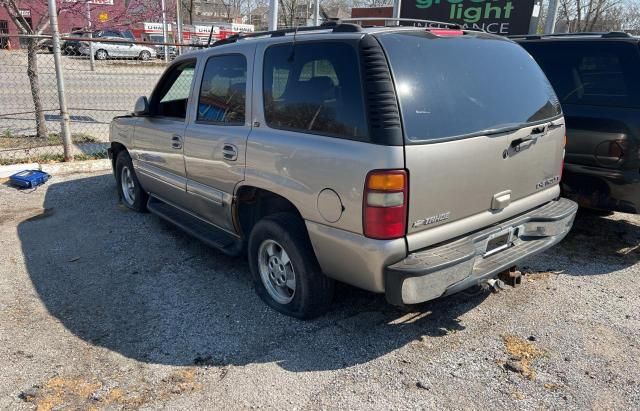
xmin=0 ymin=153 xmax=104 ymax=166
xmin=0 ymin=132 xmax=99 ymax=149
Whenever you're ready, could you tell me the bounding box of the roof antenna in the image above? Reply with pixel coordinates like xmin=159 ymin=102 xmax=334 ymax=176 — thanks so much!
xmin=288 ymin=25 xmax=299 ymax=63
xmin=206 ymin=24 xmax=215 ymax=47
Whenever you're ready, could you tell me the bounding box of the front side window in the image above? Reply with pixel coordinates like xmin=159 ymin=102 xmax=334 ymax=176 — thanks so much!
xmin=152 ymin=60 xmax=196 ymax=119
xmin=262 ymin=42 xmax=367 ymax=139
xmin=197 ymin=54 xmax=247 ymax=124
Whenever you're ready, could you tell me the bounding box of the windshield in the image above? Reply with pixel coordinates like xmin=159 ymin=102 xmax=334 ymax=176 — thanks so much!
xmin=377 ymin=32 xmax=562 ymax=142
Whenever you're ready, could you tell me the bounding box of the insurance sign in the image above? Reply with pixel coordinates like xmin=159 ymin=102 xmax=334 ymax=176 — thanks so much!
xmin=400 ymin=0 xmax=536 ymax=35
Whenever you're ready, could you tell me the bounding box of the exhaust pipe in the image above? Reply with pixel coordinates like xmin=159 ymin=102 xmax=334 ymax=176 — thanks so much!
xmin=482 ymin=278 xmax=506 ymax=292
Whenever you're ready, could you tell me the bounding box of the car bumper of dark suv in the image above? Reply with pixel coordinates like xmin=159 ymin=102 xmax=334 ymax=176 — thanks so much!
xmin=385 ymin=198 xmax=578 ymax=306
xmin=562 ymin=163 xmax=640 ymax=214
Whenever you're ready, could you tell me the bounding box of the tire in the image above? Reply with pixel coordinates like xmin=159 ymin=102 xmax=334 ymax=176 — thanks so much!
xmin=115 ymin=151 xmax=147 ymax=212
xmin=95 ymin=49 xmax=108 ymax=60
xmin=248 ymin=213 xmax=334 ymax=319
xmin=139 ymin=50 xmax=151 ymax=61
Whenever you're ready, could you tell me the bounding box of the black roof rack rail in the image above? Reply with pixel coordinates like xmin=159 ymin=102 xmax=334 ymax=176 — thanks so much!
xmin=509 ymin=31 xmax=632 ymax=40
xmin=207 ymin=21 xmax=346 ymax=47
xmin=205 ymin=17 xmax=488 ymax=48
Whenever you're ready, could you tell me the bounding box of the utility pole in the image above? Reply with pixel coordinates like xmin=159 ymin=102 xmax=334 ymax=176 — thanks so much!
xmin=161 ymin=0 xmax=169 ymax=62
xmin=544 ymin=0 xmax=560 ymax=34
xmin=268 ymin=0 xmax=278 ymax=30
xmin=176 ymin=0 xmax=183 ymax=55
xmin=314 ymin=0 xmax=320 ymax=26
xmin=86 ymin=1 xmax=95 ymax=71
xmin=392 ymin=0 xmax=402 ymax=23
xmin=47 ymin=0 xmax=73 ymax=161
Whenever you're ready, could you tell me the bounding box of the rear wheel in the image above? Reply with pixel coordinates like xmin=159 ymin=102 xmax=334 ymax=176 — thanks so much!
xmin=115 ymin=151 xmax=147 ymax=212
xmin=248 ymin=213 xmax=334 ymax=319
xmin=139 ymin=50 xmax=151 ymax=61
xmin=95 ymin=49 xmax=108 ymax=60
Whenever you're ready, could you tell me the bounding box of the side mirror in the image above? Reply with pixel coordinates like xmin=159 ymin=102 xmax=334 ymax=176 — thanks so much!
xmin=134 ymin=96 xmax=149 ymax=116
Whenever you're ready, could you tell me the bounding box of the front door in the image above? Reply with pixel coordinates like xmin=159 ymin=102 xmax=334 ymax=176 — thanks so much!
xmin=132 ymin=59 xmax=197 ymax=208
xmin=183 ymin=46 xmax=254 ymax=232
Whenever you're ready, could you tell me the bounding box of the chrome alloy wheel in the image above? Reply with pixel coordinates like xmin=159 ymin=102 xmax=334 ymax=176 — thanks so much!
xmin=258 ymin=239 xmax=296 ymax=304
xmin=120 ymin=165 xmax=136 ymax=205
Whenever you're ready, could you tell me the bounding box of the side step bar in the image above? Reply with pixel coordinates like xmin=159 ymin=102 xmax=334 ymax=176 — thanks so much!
xmin=147 ymin=196 xmax=244 ymax=256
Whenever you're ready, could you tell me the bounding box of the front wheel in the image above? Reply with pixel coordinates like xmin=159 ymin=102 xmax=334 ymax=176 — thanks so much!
xmin=139 ymin=50 xmax=151 ymax=61
xmin=115 ymin=151 xmax=147 ymax=212
xmin=248 ymin=213 xmax=334 ymax=319
xmin=95 ymin=49 xmax=108 ymax=60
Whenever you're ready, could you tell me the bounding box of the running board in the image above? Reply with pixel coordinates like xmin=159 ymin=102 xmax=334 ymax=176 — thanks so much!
xmin=147 ymin=196 xmax=243 ymax=256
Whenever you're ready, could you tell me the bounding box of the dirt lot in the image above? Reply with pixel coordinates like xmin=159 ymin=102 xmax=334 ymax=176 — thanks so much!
xmin=0 ymin=171 xmax=639 ymax=410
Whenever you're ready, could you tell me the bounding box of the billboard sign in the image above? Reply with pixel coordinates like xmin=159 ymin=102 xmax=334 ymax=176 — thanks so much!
xmin=400 ymin=0 xmax=536 ymax=35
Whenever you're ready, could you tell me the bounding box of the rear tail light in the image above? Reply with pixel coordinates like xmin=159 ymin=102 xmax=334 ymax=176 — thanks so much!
xmin=363 ymin=170 xmax=408 ymax=240
xmin=560 ymin=135 xmax=566 ymax=179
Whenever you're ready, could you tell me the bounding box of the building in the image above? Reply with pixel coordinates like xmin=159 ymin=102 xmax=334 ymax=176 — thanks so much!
xmin=350 ymin=6 xmax=393 ymax=26
xmin=0 ymin=0 xmax=130 ymax=49
xmin=186 ymin=0 xmax=243 ymax=24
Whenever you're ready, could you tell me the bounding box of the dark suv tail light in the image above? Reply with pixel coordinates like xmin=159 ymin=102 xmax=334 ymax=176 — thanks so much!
xmin=363 ymin=170 xmax=408 ymax=240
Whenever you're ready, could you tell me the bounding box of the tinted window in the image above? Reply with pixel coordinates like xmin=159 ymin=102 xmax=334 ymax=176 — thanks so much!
xmin=378 ymin=32 xmax=562 ymax=141
xmin=520 ymin=42 xmax=640 ymax=108
xmin=263 ymin=42 xmax=367 ymax=139
xmin=152 ymin=61 xmax=196 ymax=118
xmin=197 ymin=54 xmax=246 ymax=124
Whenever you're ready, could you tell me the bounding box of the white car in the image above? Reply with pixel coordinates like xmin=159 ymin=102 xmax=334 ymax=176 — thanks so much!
xmin=79 ymin=38 xmax=155 ymax=61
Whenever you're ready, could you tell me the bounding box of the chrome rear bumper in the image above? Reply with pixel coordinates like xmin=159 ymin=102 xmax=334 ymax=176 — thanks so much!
xmin=385 ymin=198 xmax=578 ymax=305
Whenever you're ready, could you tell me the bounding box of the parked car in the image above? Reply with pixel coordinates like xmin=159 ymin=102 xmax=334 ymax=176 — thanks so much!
xmin=108 ymin=22 xmax=577 ymax=318
xmin=60 ymin=31 xmax=92 ymax=55
xmin=63 ymin=29 xmax=134 ymax=56
xmin=79 ymin=38 xmax=155 ymax=60
xmin=515 ymin=32 xmax=640 ymax=214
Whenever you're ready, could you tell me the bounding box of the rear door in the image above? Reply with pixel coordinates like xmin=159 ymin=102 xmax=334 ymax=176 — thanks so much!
xmin=182 ymin=45 xmax=254 ymax=231
xmin=377 ymin=31 xmax=565 ymax=249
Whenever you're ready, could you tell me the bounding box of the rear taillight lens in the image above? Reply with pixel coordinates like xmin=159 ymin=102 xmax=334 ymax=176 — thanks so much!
xmin=363 ymin=170 xmax=408 ymax=240
xmin=428 ymin=29 xmax=464 ymax=36
xmin=561 ymin=135 xmax=566 ymax=179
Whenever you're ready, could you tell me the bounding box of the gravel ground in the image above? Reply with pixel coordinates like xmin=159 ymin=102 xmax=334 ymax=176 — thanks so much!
xmin=0 ymin=171 xmax=638 ymax=410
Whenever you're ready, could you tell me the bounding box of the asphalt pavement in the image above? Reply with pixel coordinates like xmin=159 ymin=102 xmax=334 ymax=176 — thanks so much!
xmin=0 ymin=171 xmax=638 ymax=409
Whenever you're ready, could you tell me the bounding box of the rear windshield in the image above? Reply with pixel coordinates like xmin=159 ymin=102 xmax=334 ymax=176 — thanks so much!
xmin=377 ymin=32 xmax=562 ymax=142
xmin=520 ymin=41 xmax=640 ymax=109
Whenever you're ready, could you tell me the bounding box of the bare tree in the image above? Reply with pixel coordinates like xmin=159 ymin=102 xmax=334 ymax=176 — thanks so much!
xmin=182 ymin=0 xmax=194 ymax=24
xmin=0 ymin=0 xmax=56 ymax=139
xmin=221 ymin=0 xmax=246 ymax=22
xmin=557 ymin=0 xmax=625 ymax=32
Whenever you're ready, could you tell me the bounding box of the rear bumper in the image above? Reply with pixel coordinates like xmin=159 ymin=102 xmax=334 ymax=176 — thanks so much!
xmin=384 ymin=198 xmax=578 ymax=306
xmin=562 ymin=163 xmax=640 ymax=214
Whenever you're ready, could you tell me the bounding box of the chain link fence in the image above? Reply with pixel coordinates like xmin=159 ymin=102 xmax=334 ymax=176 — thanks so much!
xmin=0 ymin=34 xmax=202 ymax=165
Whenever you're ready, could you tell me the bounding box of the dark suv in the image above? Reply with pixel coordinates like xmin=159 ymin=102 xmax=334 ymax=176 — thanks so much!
xmin=515 ymin=33 xmax=640 ymax=214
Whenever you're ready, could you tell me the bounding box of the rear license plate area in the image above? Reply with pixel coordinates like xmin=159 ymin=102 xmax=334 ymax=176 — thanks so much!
xmin=484 ymin=228 xmax=515 ymax=256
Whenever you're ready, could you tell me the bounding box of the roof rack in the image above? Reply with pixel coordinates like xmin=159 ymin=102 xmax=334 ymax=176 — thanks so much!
xmin=207 ymin=21 xmax=348 ymax=47
xmin=510 ymin=31 xmax=632 ymax=40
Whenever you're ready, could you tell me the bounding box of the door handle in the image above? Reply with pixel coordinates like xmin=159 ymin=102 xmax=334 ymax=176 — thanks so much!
xmin=222 ymin=144 xmax=238 ymax=161
xmin=171 ymin=134 xmax=182 ymax=150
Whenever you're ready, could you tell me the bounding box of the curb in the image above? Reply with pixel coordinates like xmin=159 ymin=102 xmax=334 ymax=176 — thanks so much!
xmin=0 ymin=159 xmax=112 ymax=178
xmin=41 ymin=159 xmax=112 ymax=176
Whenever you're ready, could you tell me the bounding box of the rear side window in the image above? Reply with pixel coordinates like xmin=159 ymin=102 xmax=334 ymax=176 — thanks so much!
xmin=197 ymin=54 xmax=247 ymax=124
xmin=520 ymin=42 xmax=640 ymax=109
xmin=262 ymin=42 xmax=367 ymax=139
xmin=377 ymin=32 xmax=562 ymax=141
